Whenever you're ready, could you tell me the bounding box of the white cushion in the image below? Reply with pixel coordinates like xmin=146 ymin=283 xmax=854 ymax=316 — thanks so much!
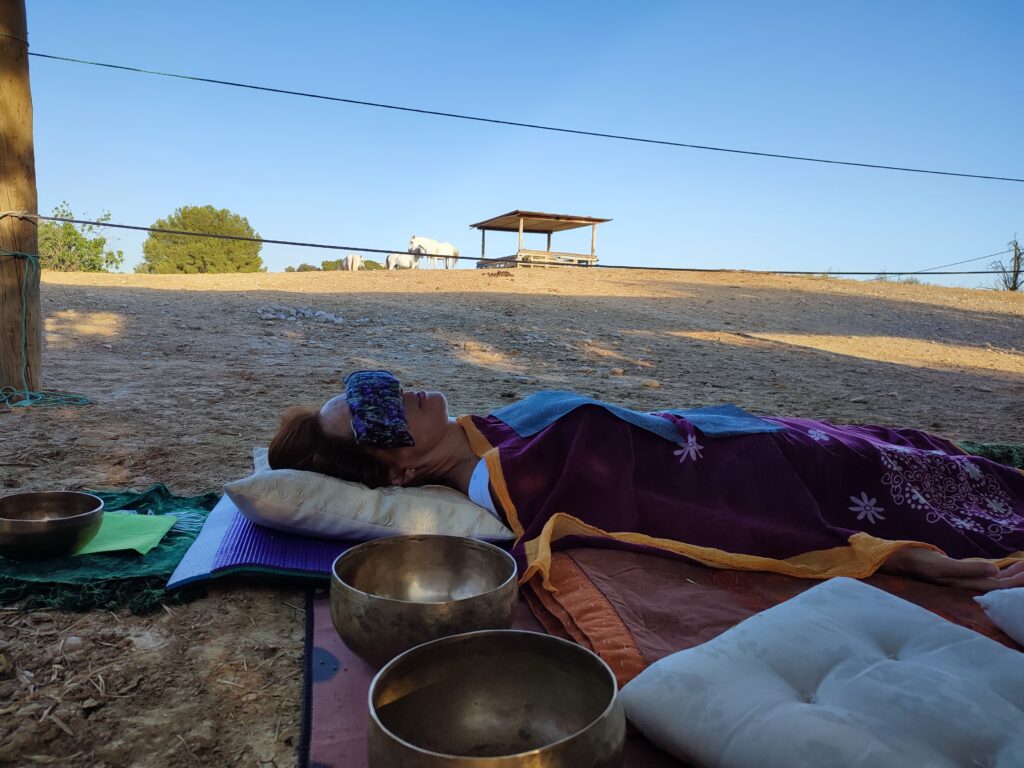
xmin=224 ymin=448 xmax=514 ymax=542
xmin=976 ymin=588 xmax=1024 ymax=646
xmin=621 ymin=577 xmax=1024 ymax=768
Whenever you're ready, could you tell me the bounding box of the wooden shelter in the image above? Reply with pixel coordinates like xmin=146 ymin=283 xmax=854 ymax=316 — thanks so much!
xmin=469 ymin=210 xmax=611 ymax=268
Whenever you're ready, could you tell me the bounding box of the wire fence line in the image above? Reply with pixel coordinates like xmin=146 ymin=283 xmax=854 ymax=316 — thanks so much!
xmin=20 ymin=213 xmax=1009 ymax=277
xmin=28 ymin=51 xmax=1024 ymax=185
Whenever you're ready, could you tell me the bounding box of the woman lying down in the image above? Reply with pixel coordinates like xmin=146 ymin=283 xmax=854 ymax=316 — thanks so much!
xmin=269 ymin=371 xmax=1024 ymax=593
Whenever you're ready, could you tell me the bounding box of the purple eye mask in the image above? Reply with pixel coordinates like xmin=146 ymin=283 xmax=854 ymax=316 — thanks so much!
xmin=344 ymin=371 xmax=415 ymax=448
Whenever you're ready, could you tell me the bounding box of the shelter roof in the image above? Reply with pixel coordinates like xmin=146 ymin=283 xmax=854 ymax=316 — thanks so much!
xmin=469 ymin=210 xmax=611 ymax=234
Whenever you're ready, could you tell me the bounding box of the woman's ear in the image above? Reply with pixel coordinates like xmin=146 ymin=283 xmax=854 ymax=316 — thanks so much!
xmin=388 ymin=466 xmax=417 ymax=487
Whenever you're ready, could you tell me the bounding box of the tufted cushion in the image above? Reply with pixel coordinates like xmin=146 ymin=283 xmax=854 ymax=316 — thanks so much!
xmin=976 ymin=588 xmax=1024 ymax=646
xmin=621 ymin=577 xmax=1024 ymax=768
xmin=224 ymin=448 xmax=514 ymax=543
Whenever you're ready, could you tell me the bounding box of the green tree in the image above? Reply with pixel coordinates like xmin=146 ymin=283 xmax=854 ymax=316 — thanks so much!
xmin=321 ymin=258 xmax=344 ymax=271
xmin=38 ymin=203 xmax=124 ymax=272
xmin=284 ymin=266 xmax=297 ymax=273
xmin=296 ymin=263 xmax=321 ymax=272
xmin=363 ymin=259 xmax=384 ymax=271
xmin=136 ymin=205 xmax=263 ymax=273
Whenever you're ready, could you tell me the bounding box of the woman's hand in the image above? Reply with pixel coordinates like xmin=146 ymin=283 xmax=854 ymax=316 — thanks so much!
xmin=881 ymin=547 xmax=1024 ymax=592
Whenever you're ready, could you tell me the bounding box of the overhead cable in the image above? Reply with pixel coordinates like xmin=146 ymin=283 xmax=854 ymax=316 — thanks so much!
xmin=28 ymin=52 xmax=1024 ymax=184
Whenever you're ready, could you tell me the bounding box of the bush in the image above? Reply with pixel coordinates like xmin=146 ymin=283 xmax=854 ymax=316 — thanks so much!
xmin=137 ymin=205 xmax=263 ymax=273
xmin=38 ymin=203 xmax=124 ymax=272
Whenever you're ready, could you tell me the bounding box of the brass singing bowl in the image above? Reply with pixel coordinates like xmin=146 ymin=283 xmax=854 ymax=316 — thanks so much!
xmin=0 ymin=491 xmax=104 ymax=560
xmin=330 ymin=535 xmax=519 ymax=668
xmin=369 ymin=630 xmax=626 ymax=767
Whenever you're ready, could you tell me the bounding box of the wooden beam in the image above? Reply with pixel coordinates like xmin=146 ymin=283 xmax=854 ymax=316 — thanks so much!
xmin=591 ymin=224 xmax=597 ymax=258
xmin=0 ymin=0 xmax=40 ymax=393
xmin=546 ymin=232 xmax=552 ymax=253
xmin=481 ymin=229 xmax=486 ymax=257
xmin=517 ymin=217 xmax=524 ymax=254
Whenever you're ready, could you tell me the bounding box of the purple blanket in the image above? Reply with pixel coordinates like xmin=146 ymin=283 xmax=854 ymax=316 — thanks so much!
xmin=461 ymin=409 xmax=1024 ymax=587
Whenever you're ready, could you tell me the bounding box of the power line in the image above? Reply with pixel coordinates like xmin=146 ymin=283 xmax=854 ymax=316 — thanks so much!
xmin=906 ymin=248 xmax=1012 ymax=274
xmin=36 ymin=215 xmax=404 ymax=257
xmin=28 ymin=52 xmax=1024 ymax=185
xmin=30 ymin=214 xmax=1004 ymax=276
xmin=0 ymin=31 xmax=29 ymax=46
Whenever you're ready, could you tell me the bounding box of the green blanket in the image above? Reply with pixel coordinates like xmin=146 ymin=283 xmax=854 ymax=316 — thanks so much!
xmin=0 ymin=484 xmax=218 ymax=614
xmin=960 ymin=441 xmax=1024 ymax=470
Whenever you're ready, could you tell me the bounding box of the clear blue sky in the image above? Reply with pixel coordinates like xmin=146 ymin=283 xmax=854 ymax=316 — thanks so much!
xmin=25 ymin=1 xmax=1023 ymax=285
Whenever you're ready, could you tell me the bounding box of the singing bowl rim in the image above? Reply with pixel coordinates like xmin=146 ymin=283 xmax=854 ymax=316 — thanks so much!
xmin=330 ymin=534 xmax=518 ymax=607
xmin=368 ymin=629 xmax=621 ymax=761
xmin=0 ymin=491 xmax=105 ymax=525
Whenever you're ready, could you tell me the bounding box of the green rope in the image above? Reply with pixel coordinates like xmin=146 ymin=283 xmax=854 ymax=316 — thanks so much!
xmin=0 ymin=247 xmax=90 ymax=408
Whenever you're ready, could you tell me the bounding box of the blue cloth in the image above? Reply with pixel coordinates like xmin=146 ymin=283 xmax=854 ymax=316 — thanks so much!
xmin=489 ymin=391 xmax=784 ymax=444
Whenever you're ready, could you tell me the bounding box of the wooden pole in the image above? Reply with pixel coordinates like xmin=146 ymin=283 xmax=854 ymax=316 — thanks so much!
xmin=546 ymin=232 xmax=552 ymax=254
xmin=590 ymin=224 xmax=597 ymax=259
xmin=0 ymin=0 xmax=40 ymax=393
xmin=481 ymin=229 xmax=486 ymax=257
xmin=517 ymin=217 xmax=524 ymax=255
xmin=1012 ymin=240 xmax=1021 ymax=292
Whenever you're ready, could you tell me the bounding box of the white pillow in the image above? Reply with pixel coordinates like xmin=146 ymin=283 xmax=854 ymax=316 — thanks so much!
xmin=621 ymin=577 xmax=1024 ymax=768
xmin=224 ymin=448 xmax=514 ymax=542
xmin=976 ymin=588 xmax=1024 ymax=646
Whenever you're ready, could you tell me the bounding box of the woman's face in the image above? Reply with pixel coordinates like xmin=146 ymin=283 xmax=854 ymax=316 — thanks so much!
xmin=319 ymin=387 xmax=450 ymax=459
xmin=396 ymin=388 xmax=450 ymax=449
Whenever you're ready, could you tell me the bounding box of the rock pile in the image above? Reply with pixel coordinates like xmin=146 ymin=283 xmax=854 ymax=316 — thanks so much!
xmin=257 ymin=305 xmax=345 ymax=324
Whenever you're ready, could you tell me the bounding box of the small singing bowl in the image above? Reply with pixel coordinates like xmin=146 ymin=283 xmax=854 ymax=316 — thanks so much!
xmin=330 ymin=534 xmax=518 ymax=668
xmin=369 ymin=630 xmax=626 ymax=767
xmin=0 ymin=491 xmax=104 ymax=560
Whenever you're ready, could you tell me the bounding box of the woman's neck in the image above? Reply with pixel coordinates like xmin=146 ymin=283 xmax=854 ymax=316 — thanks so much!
xmin=433 ymin=419 xmax=482 ymax=495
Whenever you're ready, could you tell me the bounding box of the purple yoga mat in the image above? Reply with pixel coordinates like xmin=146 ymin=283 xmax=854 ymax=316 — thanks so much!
xmin=167 ymin=497 xmax=355 ymax=589
xmin=301 ymin=592 xmax=679 ymax=768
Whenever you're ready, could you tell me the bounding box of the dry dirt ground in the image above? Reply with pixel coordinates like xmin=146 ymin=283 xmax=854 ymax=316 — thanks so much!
xmin=2 ymin=268 xmax=1023 ymax=767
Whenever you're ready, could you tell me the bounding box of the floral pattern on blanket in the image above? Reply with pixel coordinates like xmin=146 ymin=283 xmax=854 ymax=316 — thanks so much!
xmin=673 ymin=435 xmax=704 ymax=463
xmin=878 ymin=445 xmax=1022 ymax=540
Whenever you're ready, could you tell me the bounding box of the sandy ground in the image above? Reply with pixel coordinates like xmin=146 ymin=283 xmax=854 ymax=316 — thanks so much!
xmin=2 ymin=267 xmax=1023 ymax=767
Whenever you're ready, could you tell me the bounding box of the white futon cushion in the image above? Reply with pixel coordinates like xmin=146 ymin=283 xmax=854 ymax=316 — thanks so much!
xmin=224 ymin=448 xmax=514 ymax=542
xmin=976 ymin=587 xmax=1024 ymax=646
xmin=621 ymin=577 xmax=1024 ymax=768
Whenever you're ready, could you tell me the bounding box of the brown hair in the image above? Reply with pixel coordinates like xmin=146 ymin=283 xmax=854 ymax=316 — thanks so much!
xmin=268 ymin=405 xmax=390 ymax=488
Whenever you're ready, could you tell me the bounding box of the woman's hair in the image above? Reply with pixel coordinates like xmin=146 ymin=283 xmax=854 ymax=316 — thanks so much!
xmin=268 ymin=405 xmax=391 ymax=488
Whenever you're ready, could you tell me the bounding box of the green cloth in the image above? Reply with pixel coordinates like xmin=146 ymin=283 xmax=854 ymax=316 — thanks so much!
xmin=960 ymin=441 xmax=1024 ymax=470
xmin=74 ymin=511 xmax=178 ymax=556
xmin=0 ymin=484 xmax=219 ymax=614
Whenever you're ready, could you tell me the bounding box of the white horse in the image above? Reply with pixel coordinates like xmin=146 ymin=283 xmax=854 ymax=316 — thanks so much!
xmin=386 ymin=253 xmax=419 ymax=270
xmin=410 ymin=235 xmax=459 ymax=269
xmin=341 ymin=253 xmax=363 ymax=271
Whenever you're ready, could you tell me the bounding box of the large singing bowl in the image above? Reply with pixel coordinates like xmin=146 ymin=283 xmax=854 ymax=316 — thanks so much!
xmin=0 ymin=491 xmax=104 ymax=560
xmin=330 ymin=535 xmax=518 ymax=667
xmin=369 ymin=630 xmax=626 ymax=767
